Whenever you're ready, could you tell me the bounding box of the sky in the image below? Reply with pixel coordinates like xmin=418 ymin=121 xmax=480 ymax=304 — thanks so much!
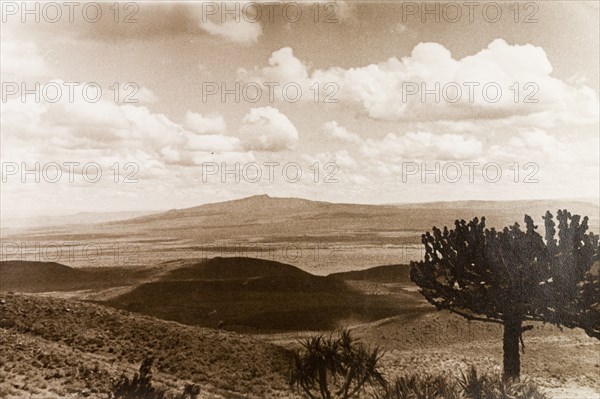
xmin=1 ymin=1 xmax=599 ymax=219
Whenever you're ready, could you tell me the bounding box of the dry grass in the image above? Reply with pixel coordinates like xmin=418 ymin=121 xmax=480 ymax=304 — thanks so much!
xmin=0 ymin=293 xmax=291 ymax=398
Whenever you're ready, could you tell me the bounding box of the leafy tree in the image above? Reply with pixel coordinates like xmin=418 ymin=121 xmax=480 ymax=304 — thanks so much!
xmin=289 ymin=330 xmax=386 ymax=398
xmin=410 ymin=210 xmax=600 ymax=380
xmin=110 ymin=357 xmax=200 ymax=399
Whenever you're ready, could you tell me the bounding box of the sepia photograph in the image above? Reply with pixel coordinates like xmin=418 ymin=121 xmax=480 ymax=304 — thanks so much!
xmin=0 ymin=1 xmax=599 ymax=398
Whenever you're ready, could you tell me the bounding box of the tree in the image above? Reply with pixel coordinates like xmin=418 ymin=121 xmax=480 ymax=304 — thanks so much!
xmin=410 ymin=210 xmax=600 ymax=381
xmin=289 ymin=330 xmax=387 ymax=398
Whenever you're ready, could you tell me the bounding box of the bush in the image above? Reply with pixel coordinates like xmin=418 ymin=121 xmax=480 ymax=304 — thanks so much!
xmin=374 ymin=366 xmax=548 ymax=399
xmin=289 ymin=330 xmax=386 ymax=399
xmin=110 ymin=357 xmax=200 ymax=399
xmin=458 ymin=366 xmax=548 ymax=399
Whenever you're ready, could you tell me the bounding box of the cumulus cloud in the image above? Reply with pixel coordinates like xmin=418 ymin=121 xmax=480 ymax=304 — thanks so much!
xmin=303 ymin=149 xmax=356 ymax=169
xmin=322 ymin=121 xmax=362 ymax=144
xmin=243 ymin=39 xmax=599 ymax=124
xmin=200 ymin=18 xmax=262 ymax=45
xmin=137 ymin=87 xmax=159 ymax=104
xmin=185 ymin=111 xmax=227 ymax=134
xmin=239 ymin=106 xmax=299 ymax=151
xmin=0 ymin=40 xmax=48 ymax=79
xmin=487 ymin=128 xmax=596 ymax=165
xmin=0 ymin=82 xmax=247 ymax=170
xmin=321 ymin=120 xmax=483 ymax=161
xmin=361 ymin=132 xmax=483 ymax=161
xmin=186 ymin=3 xmax=262 ymax=45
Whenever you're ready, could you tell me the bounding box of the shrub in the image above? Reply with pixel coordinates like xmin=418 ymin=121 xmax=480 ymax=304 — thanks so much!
xmin=289 ymin=330 xmax=386 ymax=398
xmin=458 ymin=366 xmax=548 ymax=399
xmin=373 ymin=367 xmax=548 ymax=399
xmin=110 ymin=357 xmax=200 ymax=399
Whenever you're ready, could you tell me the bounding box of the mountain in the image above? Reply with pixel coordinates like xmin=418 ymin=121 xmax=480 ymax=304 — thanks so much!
xmin=96 ymin=195 xmax=600 ymax=236
xmin=3 ymin=195 xmax=598 ymax=273
xmin=1 ymin=210 xmax=159 ymax=231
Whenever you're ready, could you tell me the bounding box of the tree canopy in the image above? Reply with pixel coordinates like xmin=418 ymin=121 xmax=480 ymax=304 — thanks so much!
xmin=410 ymin=209 xmax=600 ymax=379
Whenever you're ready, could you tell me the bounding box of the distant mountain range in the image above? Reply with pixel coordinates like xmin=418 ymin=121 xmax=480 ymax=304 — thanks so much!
xmin=2 ymin=195 xmax=598 ymax=272
xmin=4 ymin=195 xmax=599 ymax=236
xmin=1 ymin=210 xmax=158 ymax=231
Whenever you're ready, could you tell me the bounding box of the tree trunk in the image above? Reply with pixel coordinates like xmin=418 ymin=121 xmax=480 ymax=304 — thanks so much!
xmin=502 ymin=318 xmax=521 ymax=381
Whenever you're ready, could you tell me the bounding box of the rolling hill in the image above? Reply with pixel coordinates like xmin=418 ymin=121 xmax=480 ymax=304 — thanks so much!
xmin=105 ymin=257 xmax=424 ymax=333
xmin=329 ymin=264 xmax=412 ymax=283
xmin=0 ymin=261 xmax=153 ymax=293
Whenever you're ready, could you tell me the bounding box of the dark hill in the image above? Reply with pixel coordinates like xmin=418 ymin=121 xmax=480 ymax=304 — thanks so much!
xmin=0 ymin=261 xmax=84 ymax=292
xmin=329 ymin=264 xmax=411 ymax=283
xmin=106 ymin=257 xmax=417 ymax=332
xmin=164 ymin=256 xmax=312 ymax=281
xmin=0 ymin=261 xmax=152 ymax=293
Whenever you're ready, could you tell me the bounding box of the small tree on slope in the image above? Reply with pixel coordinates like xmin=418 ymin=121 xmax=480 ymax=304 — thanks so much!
xmin=410 ymin=210 xmax=600 ymax=381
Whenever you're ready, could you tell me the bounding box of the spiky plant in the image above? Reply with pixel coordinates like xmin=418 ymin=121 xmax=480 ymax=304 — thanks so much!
xmin=289 ymin=330 xmax=386 ymax=399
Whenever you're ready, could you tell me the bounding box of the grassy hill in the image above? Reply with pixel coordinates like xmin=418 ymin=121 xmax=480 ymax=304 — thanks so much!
xmin=0 ymin=261 xmax=84 ymax=292
xmin=329 ymin=264 xmax=411 ymax=283
xmin=0 ymin=293 xmax=291 ymax=398
xmin=105 ymin=257 xmax=424 ymax=332
xmin=164 ymin=256 xmax=313 ymax=281
xmin=0 ymin=261 xmax=153 ymax=293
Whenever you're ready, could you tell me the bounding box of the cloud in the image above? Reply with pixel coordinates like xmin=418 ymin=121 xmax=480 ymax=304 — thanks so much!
xmin=0 ymin=81 xmax=247 ymax=170
xmin=262 ymin=47 xmax=310 ymax=82
xmin=185 ymin=111 xmax=227 ymax=134
xmin=244 ymin=39 xmax=599 ymax=125
xmin=187 ymin=3 xmax=263 ymax=45
xmin=303 ymin=149 xmax=356 ymax=169
xmin=239 ymin=106 xmax=299 ymax=151
xmin=0 ymin=40 xmax=48 ymax=79
xmin=199 ymin=18 xmax=262 ymax=45
xmin=390 ymin=22 xmax=408 ymax=34
xmin=322 ymin=121 xmax=363 ymax=144
xmin=137 ymin=87 xmax=159 ymax=104
xmin=361 ymin=132 xmax=483 ymax=161
xmin=8 ymin=3 xmax=264 ymax=46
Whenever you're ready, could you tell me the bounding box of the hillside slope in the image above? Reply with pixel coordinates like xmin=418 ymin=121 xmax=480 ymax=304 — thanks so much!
xmin=0 ymin=293 xmax=291 ymax=398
